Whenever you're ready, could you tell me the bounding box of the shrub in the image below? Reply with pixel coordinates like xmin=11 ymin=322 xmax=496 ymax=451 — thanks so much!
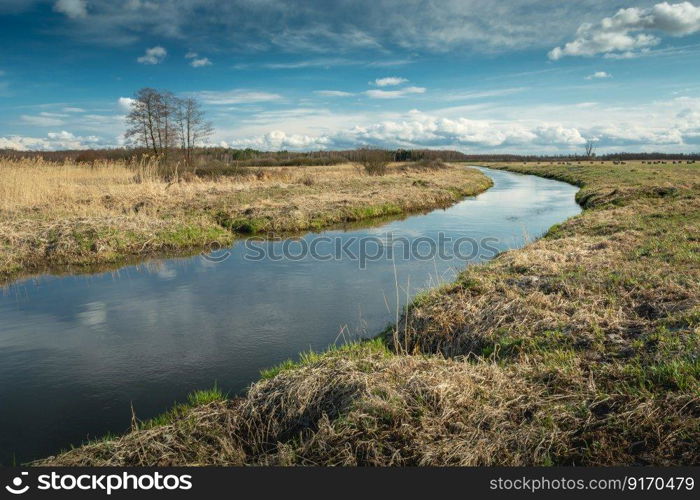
xmin=357 ymin=149 xmax=390 ymax=176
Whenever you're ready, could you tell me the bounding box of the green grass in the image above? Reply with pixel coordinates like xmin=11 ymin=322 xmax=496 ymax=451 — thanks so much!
xmin=622 ymin=358 xmax=700 ymax=393
xmin=260 ymin=338 xmax=393 ymax=380
xmin=158 ymin=224 xmax=231 ymax=247
xmin=139 ymin=386 xmax=227 ymax=430
xmin=215 ymin=212 xmax=270 ymax=234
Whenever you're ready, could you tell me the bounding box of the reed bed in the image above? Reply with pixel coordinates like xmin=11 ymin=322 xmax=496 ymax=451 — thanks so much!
xmin=0 ymin=157 xmax=491 ymax=283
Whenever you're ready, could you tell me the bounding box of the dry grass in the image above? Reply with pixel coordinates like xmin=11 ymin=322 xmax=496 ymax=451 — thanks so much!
xmin=35 ymin=343 xmax=573 ymax=466
xmin=0 ymin=158 xmax=491 ymax=283
xmin=37 ymin=160 xmax=700 ymax=467
xmin=37 ymin=341 xmax=698 ymax=466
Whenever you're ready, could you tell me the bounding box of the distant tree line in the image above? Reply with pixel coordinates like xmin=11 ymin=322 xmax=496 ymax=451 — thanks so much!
xmin=452 ymin=152 xmax=700 ymax=162
xmin=3 ymin=146 xmax=700 ymax=165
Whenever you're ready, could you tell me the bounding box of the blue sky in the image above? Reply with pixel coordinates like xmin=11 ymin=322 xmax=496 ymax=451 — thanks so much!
xmin=1 ymin=0 xmax=700 ymax=153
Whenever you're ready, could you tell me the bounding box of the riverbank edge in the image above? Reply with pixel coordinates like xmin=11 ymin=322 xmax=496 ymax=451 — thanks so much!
xmin=1 ymin=165 xmax=492 ymax=287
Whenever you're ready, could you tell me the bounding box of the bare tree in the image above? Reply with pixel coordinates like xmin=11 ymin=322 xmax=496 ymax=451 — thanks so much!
xmin=174 ymin=96 xmax=213 ymax=168
xmin=584 ymin=139 xmax=596 ymax=158
xmin=158 ymin=90 xmax=178 ymax=158
xmin=124 ymin=88 xmax=177 ymax=157
xmin=125 ymin=88 xmax=213 ymax=171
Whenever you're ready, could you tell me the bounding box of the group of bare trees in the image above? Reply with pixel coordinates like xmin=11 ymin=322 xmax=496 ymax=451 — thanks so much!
xmin=124 ymin=88 xmax=212 ymax=165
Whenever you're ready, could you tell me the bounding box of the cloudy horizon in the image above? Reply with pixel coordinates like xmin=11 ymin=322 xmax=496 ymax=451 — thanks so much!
xmin=1 ymin=0 xmax=700 ymax=153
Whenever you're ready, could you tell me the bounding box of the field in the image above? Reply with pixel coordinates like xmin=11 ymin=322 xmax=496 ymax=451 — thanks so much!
xmin=0 ymin=158 xmax=492 ymax=284
xmin=37 ymin=160 xmax=699 ymax=466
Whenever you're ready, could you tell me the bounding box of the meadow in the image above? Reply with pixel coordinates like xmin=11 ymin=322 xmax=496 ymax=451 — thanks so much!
xmin=37 ymin=160 xmax=699 ymax=466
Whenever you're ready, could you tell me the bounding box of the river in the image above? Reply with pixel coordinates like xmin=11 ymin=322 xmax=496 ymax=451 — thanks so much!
xmin=0 ymin=167 xmax=581 ymax=464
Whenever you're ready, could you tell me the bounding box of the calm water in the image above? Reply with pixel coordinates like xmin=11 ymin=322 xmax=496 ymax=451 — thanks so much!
xmin=0 ymin=167 xmax=580 ymax=464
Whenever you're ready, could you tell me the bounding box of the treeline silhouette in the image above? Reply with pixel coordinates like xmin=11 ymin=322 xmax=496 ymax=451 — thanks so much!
xmin=2 ymin=147 xmax=699 ymax=165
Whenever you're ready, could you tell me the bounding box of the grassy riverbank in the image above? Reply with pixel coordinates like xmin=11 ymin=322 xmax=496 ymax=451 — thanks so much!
xmin=37 ymin=160 xmax=699 ymax=466
xmin=0 ymin=159 xmax=491 ymax=284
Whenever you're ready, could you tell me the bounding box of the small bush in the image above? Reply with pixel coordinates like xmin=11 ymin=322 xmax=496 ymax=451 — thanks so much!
xmin=357 ymin=149 xmax=390 ymax=176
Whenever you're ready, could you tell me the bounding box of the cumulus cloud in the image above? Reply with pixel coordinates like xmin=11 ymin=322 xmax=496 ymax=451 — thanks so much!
xmin=342 ymin=112 xmax=585 ymax=148
xmin=314 ymin=90 xmax=354 ymax=97
xmin=0 ymin=130 xmax=106 ymax=150
xmin=53 ymin=0 xmax=87 ymax=19
xmin=232 ymin=130 xmax=331 ymax=150
xmin=364 ymin=86 xmax=426 ymax=99
xmin=223 ymin=95 xmax=700 ymax=153
xmin=190 ymin=57 xmax=212 ymax=67
xmin=137 ymin=46 xmax=167 ymax=64
xmin=117 ymin=97 xmax=136 ymax=111
xmin=226 ymin=111 xmax=587 ymax=151
xmin=185 ymin=51 xmax=212 ymax=67
xmin=373 ymin=76 xmax=408 ymax=87
xmin=549 ymin=2 xmax=700 ymax=60
xmin=585 ymin=71 xmax=612 ymax=79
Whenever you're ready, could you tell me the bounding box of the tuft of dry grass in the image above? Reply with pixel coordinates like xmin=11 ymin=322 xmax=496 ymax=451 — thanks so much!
xmin=0 ymin=158 xmax=491 ymax=284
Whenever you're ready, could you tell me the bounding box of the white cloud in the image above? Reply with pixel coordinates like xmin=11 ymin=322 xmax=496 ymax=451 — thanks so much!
xmin=258 ymin=58 xmax=356 ymax=69
xmin=222 ymin=95 xmax=700 ymax=153
xmin=137 ymin=46 xmax=167 ymax=64
xmin=651 ymin=1 xmax=700 ymax=34
xmin=374 ymin=76 xmax=408 ymax=87
xmin=339 ymin=112 xmax=585 ymax=148
xmin=0 ymin=136 xmax=39 ymax=150
xmin=243 ymin=58 xmax=412 ymax=70
xmin=550 ymin=2 xmax=700 ymax=60
xmin=0 ymin=131 xmax=106 ymax=150
xmin=585 ymin=71 xmax=612 ymax=79
xmin=227 ymin=110 xmax=587 ymax=151
xmin=314 ymin=90 xmax=354 ymax=97
xmin=62 ymin=106 xmax=86 ymax=113
xmin=232 ymin=130 xmax=331 ymax=150
xmin=364 ymin=86 xmax=426 ymax=99
xmin=185 ymin=51 xmax=212 ymax=67
xmin=117 ymin=97 xmax=136 ymax=111
xmin=190 ymin=57 xmax=212 ymax=67
xmin=46 ymin=1 xmax=641 ymax=55
xmin=53 ymin=0 xmax=87 ymax=19
xmin=20 ymin=114 xmax=66 ymax=127
xmin=440 ymin=87 xmax=527 ymax=101
xmin=196 ymin=89 xmax=282 ymax=105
